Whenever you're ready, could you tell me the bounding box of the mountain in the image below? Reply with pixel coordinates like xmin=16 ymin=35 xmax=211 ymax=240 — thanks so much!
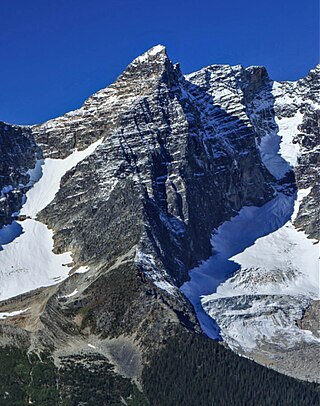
xmin=0 ymin=45 xmax=319 ymax=405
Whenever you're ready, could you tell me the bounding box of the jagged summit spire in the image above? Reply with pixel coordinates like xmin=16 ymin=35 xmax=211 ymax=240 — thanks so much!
xmin=147 ymin=44 xmax=166 ymax=54
xmin=114 ymin=44 xmax=172 ymax=86
xmin=133 ymin=44 xmax=167 ymax=64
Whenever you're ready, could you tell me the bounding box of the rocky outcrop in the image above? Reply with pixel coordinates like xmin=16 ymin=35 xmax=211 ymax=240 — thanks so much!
xmin=297 ymin=300 xmax=320 ymax=338
xmin=293 ymin=66 xmax=320 ymax=239
xmin=0 ymin=123 xmax=39 ymax=227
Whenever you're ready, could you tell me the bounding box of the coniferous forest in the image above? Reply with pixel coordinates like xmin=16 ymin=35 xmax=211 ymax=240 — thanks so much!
xmin=143 ymin=330 xmax=320 ymax=406
xmin=1 ymin=330 xmax=319 ymax=406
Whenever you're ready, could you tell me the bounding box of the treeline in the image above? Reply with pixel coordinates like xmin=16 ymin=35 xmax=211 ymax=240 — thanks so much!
xmin=142 ymin=329 xmax=320 ymax=406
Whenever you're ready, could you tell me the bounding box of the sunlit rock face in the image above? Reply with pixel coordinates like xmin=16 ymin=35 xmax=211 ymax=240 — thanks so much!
xmin=0 ymin=46 xmax=318 ymax=383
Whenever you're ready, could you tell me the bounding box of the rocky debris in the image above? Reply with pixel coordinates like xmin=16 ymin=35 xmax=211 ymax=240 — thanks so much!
xmin=253 ymin=340 xmax=320 ymax=383
xmin=297 ymin=300 xmax=320 ymax=338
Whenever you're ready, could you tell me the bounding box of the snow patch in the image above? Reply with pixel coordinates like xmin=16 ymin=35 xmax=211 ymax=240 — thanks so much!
xmin=0 ymin=222 xmax=22 ymax=246
xmin=154 ymin=280 xmax=177 ymax=296
xmin=134 ymin=45 xmax=166 ymax=63
xmin=257 ymin=83 xmax=304 ymax=180
xmin=21 ymin=138 xmax=103 ymax=218
xmin=0 ymin=219 xmax=72 ymax=301
xmin=291 ymin=187 xmax=311 ymax=221
xmin=135 ymin=250 xmax=177 ymax=296
xmin=259 ymin=130 xmax=291 ymax=179
xmin=0 ymin=139 xmax=103 ymax=301
xmin=75 ymin=266 xmax=90 ymax=274
xmin=62 ymin=289 xmax=78 ymax=299
xmin=276 ymin=111 xmax=303 ymax=169
xmin=0 ymin=308 xmax=29 ymax=319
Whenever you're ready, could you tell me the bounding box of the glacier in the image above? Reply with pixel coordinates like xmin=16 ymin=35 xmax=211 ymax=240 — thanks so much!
xmin=181 ymin=77 xmax=319 ymax=355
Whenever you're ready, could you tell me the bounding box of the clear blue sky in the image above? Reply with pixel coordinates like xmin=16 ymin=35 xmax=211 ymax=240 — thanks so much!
xmin=1 ymin=0 xmax=318 ymax=125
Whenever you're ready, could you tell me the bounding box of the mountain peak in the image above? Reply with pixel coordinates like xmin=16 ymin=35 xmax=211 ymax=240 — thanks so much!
xmin=133 ymin=44 xmax=167 ymax=64
xmin=112 ymin=44 xmax=173 ymax=90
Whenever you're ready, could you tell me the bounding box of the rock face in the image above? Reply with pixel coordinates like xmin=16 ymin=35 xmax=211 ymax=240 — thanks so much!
xmin=292 ymin=66 xmax=320 ymax=239
xmin=32 ymin=46 xmax=273 ymax=286
xmin=0 ymin=123 xmax=39 ymax=227
xmin=181 ymin=61 xmax=319 ymax=381
xmin=0 ymin=45 xmax=319 ymax=400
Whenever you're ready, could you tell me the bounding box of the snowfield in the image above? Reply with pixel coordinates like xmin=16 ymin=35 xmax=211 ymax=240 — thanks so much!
xmin=21 ymin=138 xmax=103 ymax=218
xmin=0 ymin=219 xmax=72 ymax=301
xmin=182 ymin=187 xmax=319 ymax=349
xmin=182 ymin=80 xmax=319 ymax=351
xmin=0 ymin=139 xmax=102 ymax=301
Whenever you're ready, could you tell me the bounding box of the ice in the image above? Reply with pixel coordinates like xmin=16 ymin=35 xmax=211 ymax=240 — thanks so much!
xmin=181 ymin=189 xmax=319 ymax=342
xmin=203 ymin=189 xmax=319 ymax=302
xmin=203 ymin=295 xmax=319 ymax=353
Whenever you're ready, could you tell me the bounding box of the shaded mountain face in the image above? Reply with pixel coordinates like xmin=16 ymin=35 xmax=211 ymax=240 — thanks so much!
xmin=181 ymin=63 xmax=320 ymax=381
xmin=0 ymin=46 xmax=319 ymax=403
xmin=0 ymin=123 xmax=39 ymax=228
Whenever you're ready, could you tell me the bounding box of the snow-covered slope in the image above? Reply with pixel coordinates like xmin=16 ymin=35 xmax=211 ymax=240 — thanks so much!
xmin=21 ymin=138 xmax=102 ymax=218
xmin=181 ymin=66 xmax=320 ymax=381
xmin=0 ymin=139 xmax=102 ymax=301
xmin=182 ymin=189 xmax=319 ymax=344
